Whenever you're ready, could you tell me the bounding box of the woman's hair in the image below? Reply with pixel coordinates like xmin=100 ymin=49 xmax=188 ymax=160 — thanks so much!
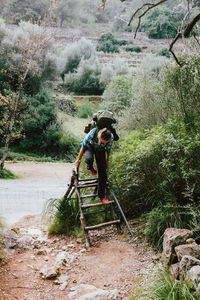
xmin=100 ymin=128 xmax=111 ymax=141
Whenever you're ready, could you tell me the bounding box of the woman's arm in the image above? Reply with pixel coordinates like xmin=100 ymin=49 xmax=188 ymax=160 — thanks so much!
xmin=75 ymin=146 xmax=84 ymax=168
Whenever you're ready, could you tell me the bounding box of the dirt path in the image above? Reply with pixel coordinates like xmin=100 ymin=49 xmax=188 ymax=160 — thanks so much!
xmin=0 ymin=162 xmax=157 ymax=300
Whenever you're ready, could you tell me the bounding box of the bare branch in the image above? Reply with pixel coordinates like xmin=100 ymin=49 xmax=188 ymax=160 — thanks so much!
xmin=128 ymin=0 xmax=168 ymax=28
xmin=184 ymin=13 xmax=200 ymax=37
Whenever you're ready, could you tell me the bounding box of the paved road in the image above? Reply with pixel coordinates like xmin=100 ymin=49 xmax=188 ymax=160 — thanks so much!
xmin=0 ymin=162 xmax=73 ymax=225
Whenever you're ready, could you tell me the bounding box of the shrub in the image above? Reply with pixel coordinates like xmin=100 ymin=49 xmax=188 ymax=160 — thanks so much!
xmin=157 ymin=47 xmax=170 ymax=58
xmin=130 ymin=269 xmax=199 ymax=300
xmin=17 ymin=89 xmax=80 ymax=160
xmin=144 ymin=204 xmax=200 ymax=250
xmin=96 ymin=33 xmax=123 ymax=53
xmin=100 ymin=57 xmax=130 ymax=85
xmin=44 ymin=197 xmax=80 ymax=235
xmin=0 ymin=168 xmax=18 ymax=179
xmin=120 ymin=55 xmax=170 ymax=130
xmin=140 ymin=6 xmax=179 ymax=39
xmin=110 ymin=120 xmax=200 ymax=219
xmin=65 ymin=59 xmax=105 ymax=95
xmin=101 ymin=75 xmax=133 ymax=115
xmin=60 ymin=37 xmax=96 ymax=76
xmin=97 ymin=40 xmax=120 ymax=53
xmin=0 ymin=20 xmax=59 ymax=94
xmin=76 ymin=99 xmax=95 ymax=119
xmin=125 ymin=46 xmax=142 ymax=53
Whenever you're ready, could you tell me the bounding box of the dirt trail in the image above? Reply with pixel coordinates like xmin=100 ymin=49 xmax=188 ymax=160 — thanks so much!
xmin=0 ymin=162 xmax=157 ymax=300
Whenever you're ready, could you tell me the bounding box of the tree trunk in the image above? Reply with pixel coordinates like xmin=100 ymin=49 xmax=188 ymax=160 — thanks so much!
xmin=0 ymin=91 xmax=21 ymax=170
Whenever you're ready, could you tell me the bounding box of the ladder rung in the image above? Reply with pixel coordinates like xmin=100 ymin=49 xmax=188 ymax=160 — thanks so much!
xmin=80 ymin=194 xmax=98 ymax=199
xmin=78 ymin=178 xmax=98 ymax=182
xmin=85 ymin=220 xmax=120 ymax=231
xmin=82 ymin=201 xmax=114 ymax=209
xmin=77 ymin=183 xmax=98 ymax=188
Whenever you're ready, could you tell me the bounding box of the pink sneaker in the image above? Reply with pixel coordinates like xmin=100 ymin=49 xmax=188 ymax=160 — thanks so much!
xmin=101 ymin=198 xmax=109 ymax=204
xmin=89 ymin=167 xmax=97 ymax=175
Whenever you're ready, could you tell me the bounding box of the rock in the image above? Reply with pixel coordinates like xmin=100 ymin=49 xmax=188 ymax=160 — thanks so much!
xmin=36 ymin=249 xmax=47 ymax=255
xmin=169 ymin=263 xmax=180 ymax=279
xmin=179 ymin=255 xmax=200 ymax=273
xmin=60 ymin=282 xmax=68 ymax=291
xmin=186 ymin=265 xmax=200 ymax=288
xmin=55 ymin=251 xmax=68 ymax=267
xmin=175 ymin=244 xmax=200 ymax=261
xmin=161 ymin=228 xmax=193 ymax=265
xmin=1 ymin=228 xmax=18 ymax=248
xmin=186 ymin=238 xmax=196 ymax=244
xmin=68 ymin=284 xmax=118 ymax=300
xmin=17 ymin=236 xmax=37 ymax=249
xmin=40 ymin=266 xmax=60 ymax=279
xmin=54 ymin=275 xmax=69 ymax=285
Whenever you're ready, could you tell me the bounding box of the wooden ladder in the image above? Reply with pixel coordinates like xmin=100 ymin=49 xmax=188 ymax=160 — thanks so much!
xmin=64 ymin=168 xmax=134 ymax=248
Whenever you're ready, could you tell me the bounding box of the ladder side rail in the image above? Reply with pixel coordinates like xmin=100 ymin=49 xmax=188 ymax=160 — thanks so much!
xmin=110 ymin=189 xmax=135 ymax=239
xmin=74 ymin=172 xmax=90 ymax=248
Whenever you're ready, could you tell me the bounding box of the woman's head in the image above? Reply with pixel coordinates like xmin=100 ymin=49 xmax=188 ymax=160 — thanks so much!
xmin=98 ymin=128 xmax=111 ymax=144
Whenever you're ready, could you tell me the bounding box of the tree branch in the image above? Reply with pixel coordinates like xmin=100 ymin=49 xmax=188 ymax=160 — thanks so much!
xmin=184 ymin=13 xmax=200 ymax=37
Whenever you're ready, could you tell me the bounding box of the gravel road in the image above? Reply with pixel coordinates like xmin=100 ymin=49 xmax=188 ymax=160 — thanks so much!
xmin=0 ymin=161 xmax=73 ymax=225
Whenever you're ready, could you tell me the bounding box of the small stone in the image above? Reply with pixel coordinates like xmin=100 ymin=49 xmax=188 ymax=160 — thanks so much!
xmin=60 ymin=282 xmax=68 ymax=291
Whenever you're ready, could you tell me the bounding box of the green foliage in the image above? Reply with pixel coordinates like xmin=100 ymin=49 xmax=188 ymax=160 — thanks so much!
xmin=144 ymin=204 xmax=200 ymax=250
xmin=76 ymin=99 xmax=96 ymax=119
xmin=131 ymin=269 xmax=199 ymax=300
xmin=0 ymin=20 xmax=59 ymax=94
xmin=64 ymin=59 xmax=105 ymax=95
xmin=157 ymin=47 xmax=170 ymax=58
xmin=60 ymin=37 xmax=96 ymax=76
xmin=96 ymin=33 xmax=125 ymax=53
xmin=110 ymin=120 xmax=200 ymax=220
xmin=0 ymin=147 xmax=57 ymax=162
xmin=17 ymin=89 xmax=80 ymax=160
xmin=44 ymin=197 xmax=80 ymax=235
xmin=140 ymin=6 xmax=179 ymax=39
xmin=101 ymin=75 xmax=133 ymax=115
xmin=159 ymin=50 xmax=200 ymax=126
xmin=125 ymin=46 xmax=142 ymax=53
xmin=0 ymin=168 xmax=18 ymax=179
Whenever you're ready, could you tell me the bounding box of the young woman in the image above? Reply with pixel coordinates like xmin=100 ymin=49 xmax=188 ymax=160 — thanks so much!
xmin=75 ymin=127 xmax=113 ymax=204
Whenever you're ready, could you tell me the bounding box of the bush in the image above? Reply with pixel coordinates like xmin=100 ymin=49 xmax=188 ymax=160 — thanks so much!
xmin=17 ymin=89 xmax=80 ymax=160
xmin=110 ymin=120 xmax=200 ymax=219
xmin=65 ymin=59 xmax=105 ymax=95
xmin=0 ymin=168 xmax=18 ymax=179
xmin=125 ymin=46 xmax=142 ymax=53
xmin=140 ymin=6 xmax=179 ymax=39
xmin=97 ymin=40 xmax=120 ymax=53
xmin=60 ymin=37 xmax=96 ymax=76
xmin=101 ymin=75 xmax=133 ymax=115
xmin=76 ymin=99 xmax=95 ymax=119
xmin=144 ymin=204 xmax=200 ymax=250
xmin=130 ymin=268 xmax=200 ymax=299
xmin=44 ymin=197 xmax=80 ymax=235
xmin=96 ymin=33 xmax=125 ymax=53
xmin=157 ymin=48 xmax=170 ymax=58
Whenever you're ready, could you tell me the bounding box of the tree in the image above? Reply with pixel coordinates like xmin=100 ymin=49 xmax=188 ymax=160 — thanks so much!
xmin=0 ymin=20 xmax=59 ymax=169
xmin=101 ymin=0 xmax=200 ymax=66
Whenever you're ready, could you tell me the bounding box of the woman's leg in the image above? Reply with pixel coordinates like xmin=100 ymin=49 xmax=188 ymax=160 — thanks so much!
xmin=95 ymin=150 xmax=107 ymax=200
xmin=84 ymin=148 xmax=94 ymax=170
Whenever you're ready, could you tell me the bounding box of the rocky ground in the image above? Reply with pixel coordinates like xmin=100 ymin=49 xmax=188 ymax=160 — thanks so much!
xmin=0 ymin=215 xmax=158 ymax=300
xmin=0 ymin=162 xmax=158 ymax=300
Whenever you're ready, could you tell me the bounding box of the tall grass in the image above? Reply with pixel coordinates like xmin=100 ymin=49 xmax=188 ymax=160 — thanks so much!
xmin=130 ymin=269 xmax=199 ymax=300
